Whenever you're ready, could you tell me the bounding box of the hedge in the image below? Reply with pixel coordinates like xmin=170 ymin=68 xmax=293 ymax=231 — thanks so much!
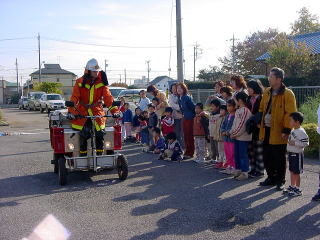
xmin=186 ymin=81 xmax=214 ymax=89
xmin=302 ymin=123 xmax=320 ymax=158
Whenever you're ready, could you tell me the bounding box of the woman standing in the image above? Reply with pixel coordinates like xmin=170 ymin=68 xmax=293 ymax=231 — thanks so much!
xmin=168 ymin=83 xmax=184 ymax=147
xmin=177 ymin=83 xmax=195 ymax=159
xmin=205 ymin=81 xmax=225 ymax=109
xmin=246 ymin=80 xmax=264 ymax=178
xmin=147 ymin=85 xmax=168 ymax=120
xmin=230 ymin=74 xmax=248 ymax=98
xmin=220 ymin=86 xmax=233 ymax=102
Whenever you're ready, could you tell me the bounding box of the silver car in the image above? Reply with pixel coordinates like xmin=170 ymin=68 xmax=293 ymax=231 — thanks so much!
xmin=27 ymin=92 xmax=46 ymax=111
xmin=18 ymin=97 xmax=29 ymax=110
xmin=39 ymin=94 xmax=65 ymax=113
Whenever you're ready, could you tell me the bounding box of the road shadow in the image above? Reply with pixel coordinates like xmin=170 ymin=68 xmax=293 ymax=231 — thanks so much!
xmin=111 ymin=149 xmax=319 ymax=240
xmin=242 ymin=202 xmax=320 ymax=240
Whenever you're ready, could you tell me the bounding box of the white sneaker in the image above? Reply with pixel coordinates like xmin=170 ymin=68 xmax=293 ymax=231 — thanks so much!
xmin=235 ymin=172 xmax=248 ymax=181
xmin=233 ymin=170 xmax=242 ymax=178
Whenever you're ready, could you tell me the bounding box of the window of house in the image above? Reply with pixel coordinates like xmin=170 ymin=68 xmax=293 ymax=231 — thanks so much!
xmin=57 ymin=78 xmax=60 ymax=82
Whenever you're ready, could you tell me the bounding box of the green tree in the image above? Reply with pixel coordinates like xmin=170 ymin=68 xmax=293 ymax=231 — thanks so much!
xmin=197 ymin=66 xmax=226 ymax=81
xmin=266 ymin=34 xmax=316 ymax=77
xmin=33 ymin=82 xmax=63 ymax=94
xmin=219 ymin=29 xmax=280 ymax=75
xmin=291 ymin=7 xmax=320 ymax=35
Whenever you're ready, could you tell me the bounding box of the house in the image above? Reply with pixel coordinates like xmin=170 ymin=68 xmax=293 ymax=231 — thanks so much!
xmin=148 ymin=76 xmax=176 ymax=91
xmin=256 ymin=31 xmax=320 ymax=62
xmin=0 ymin=80 xmax=19 ymax=104
xmin=30 ymin=64 xmax=77 ymax=97
xmin=133 ymin=76 xmax=148 ymax=88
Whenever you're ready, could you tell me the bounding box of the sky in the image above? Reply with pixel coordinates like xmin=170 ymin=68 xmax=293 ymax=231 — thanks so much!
xmin=1 ymin=0 xmax=320 ymax=85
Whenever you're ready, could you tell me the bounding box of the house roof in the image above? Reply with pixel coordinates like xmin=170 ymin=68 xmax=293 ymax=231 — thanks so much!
xmin=30 ymin=64 xmax=76 ymax=76
xmin=256 ymin=31 xmax=320 ymax=61
xmin=149 ymin=76 xmax=175 ymax=85
xmin=5 ymin=81 xmax=18 ymax=87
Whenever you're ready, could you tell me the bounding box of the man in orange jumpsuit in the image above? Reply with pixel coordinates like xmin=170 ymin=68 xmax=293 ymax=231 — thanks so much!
xmin=68 ymin=58 xmax=115 ymax=156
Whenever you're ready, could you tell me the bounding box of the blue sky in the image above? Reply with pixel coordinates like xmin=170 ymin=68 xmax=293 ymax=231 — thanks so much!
xmin=1 ymin=0 xmax=320 ymax=84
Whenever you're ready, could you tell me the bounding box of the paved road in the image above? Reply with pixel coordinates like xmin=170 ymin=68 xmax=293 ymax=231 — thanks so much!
xmin=0 ymin=108 xmax=319 ymax=240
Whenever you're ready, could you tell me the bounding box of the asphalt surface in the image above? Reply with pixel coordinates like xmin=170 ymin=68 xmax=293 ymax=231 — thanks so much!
xmin=0 ymin=107 xmax=319 ymax=240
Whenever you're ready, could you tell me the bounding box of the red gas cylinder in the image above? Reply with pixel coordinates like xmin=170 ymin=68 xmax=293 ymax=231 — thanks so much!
xmin=113 ymin=124 xmax=122 ymax=150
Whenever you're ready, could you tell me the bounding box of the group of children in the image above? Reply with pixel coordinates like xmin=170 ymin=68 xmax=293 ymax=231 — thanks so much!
xmin=119 ymin=91 xmax=183 ymax=162
xmin=118 ymin=89 xmax=320 ymax=201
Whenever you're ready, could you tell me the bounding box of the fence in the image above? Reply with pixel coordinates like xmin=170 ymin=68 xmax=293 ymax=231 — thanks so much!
xmin=189 ymin=86 xmax=320 ymax=107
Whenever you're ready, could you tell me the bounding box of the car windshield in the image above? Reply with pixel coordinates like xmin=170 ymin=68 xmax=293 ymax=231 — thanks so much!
xmin=47 ymin=95 xmax=62 ymax=100
xmin=110 ymin=89 xmax=124 ymax=98
xmin=34 ymin=94 xmax=44 ymax=99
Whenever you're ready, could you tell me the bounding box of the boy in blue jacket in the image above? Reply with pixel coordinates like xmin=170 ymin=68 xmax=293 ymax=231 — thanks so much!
xmin=122 ymin=103 xmax=133 ymax=140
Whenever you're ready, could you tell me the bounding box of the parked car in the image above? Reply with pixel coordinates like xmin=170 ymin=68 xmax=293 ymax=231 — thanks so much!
xmin=27 ymin=92 xmax=46 ymax=111
xmin=39 ymin=94 xmax=65 ymax=113
xmin=117 ymin=89 xmax=154 ymax=104
xmin=109 ymin=87 xmax=126 ymax=98
xmin=18 ymin=97 xmax=29 ymax=110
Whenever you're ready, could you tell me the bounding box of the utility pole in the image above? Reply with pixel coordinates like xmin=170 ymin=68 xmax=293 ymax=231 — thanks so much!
xmin=38 ymin=33 xmax=41 ymax=82
xmin=124 ymin=69 xmax=127 ymax=85
xmin=20 ymin=76 xmax=23 ymax=96
xmin=104 ymin=59 xmax=108 ymax=72
xmin=176 ymin=0 xmax=184 ymax=82
xmin=119 ymin=74 xmax=122 ymax=83
xmin=193 ymin=42 xmax=200 ymax=81
xmin=228 ymin=33 xmax=239 ymax=74
xmin=146 ymin=60 xmax=151 ymax=83
xmin=15 ymin=58 xmax=19 ymax=96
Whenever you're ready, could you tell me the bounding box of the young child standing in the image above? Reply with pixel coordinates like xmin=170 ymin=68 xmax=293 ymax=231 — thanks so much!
xmin=214 ymin=104 xmax=227 ymax=168
xmin=132 ymin=108 xmax=142 ymax=142
xmin=193 ymin=103 xmax=210 ymax=164
xmin=313 ymin=105 xmax=320 ymax=201
xmin=230 ymin=92 xmax=252 ymax=180
xmin=147 ymin=104 xmax=158 ymax=147
xmin=220 ymin=99 xmax=236 ymax=175
xmin=122 ymin=103 xmax=133 ymax=140
xmin=209 ymin=99 xmax=221 ymax=164
xmin=152 ymin=97 xmax=163 ymax=123
xmin=283 ymin=112 xmax=309 ymax=197
xmin=138 ymin=90 xmax=151 ymax=111
xmin=159 ymin=132 xmax=183 ymax=161
xmin=161 ymin=107 xmax=175 ymax=137
xmin=140 ymin=111 xmax=149 ymax=146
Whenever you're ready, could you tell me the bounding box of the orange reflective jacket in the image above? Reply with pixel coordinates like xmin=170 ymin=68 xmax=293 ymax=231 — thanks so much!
xmin=68 ymin=73 xmax=115 ymax=131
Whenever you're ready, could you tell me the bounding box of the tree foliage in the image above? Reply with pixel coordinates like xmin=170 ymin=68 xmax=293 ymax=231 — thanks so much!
xmin=197 ymin=66 xmax=227 ymax=82
xmin=110 ymin=82 xmax=128 ymax=88
xmin=266 ymin=34 xmax=316 ymax=77
xmin=291 ymin=7 xmax=320 ymax=36
xmin=219 ymin=28 xmax=280 ymax=75
xmin=33 ymin=82 xmax=62 ymax=94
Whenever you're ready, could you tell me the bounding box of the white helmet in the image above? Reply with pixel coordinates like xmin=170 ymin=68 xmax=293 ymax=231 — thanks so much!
xmin=85 ymin=58 xmax=100 ymax=72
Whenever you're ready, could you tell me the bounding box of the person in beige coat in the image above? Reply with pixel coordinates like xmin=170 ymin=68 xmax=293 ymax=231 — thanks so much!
xmin=230 ymin=92 xmax=252 ymax=180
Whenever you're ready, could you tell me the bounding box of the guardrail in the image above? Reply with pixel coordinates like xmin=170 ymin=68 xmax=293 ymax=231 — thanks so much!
xmin=189 ymin=86 xmax=320 ymax=107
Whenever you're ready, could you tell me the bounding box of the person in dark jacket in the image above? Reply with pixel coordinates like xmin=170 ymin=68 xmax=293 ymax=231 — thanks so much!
xmin=177 ymin=83 xmax=195 ymax=159
xmin=159 ymin=132 xmax=183 ymax=161
xmin=246 ymin=80 xmax=265 ymax=178
xmin=147 ymin=104 xmax=158 ymax=146
xmin=132 ymin=107 xmax=142 ymax=142
xmin=122 ymin=103 xmax=133 ymax=139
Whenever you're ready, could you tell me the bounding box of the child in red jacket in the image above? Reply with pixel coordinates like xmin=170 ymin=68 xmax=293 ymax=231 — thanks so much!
xmin=161 ymin=107 xmax=174 ymax=137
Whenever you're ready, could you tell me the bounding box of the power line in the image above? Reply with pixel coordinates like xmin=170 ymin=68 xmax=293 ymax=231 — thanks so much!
xmin=0 ymin=37 xmax=34 ymax=42
xmin=42 ymin=36 xmax=173 ymax=49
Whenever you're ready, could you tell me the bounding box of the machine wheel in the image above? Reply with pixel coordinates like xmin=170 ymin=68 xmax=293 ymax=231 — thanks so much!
xmin=117 ymin=155 xmax=128 ymax=180
xmin=58 ymin=156 xmax=67 ymax=186
xmin=53 ymin=154 xmax=58 ymax=174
